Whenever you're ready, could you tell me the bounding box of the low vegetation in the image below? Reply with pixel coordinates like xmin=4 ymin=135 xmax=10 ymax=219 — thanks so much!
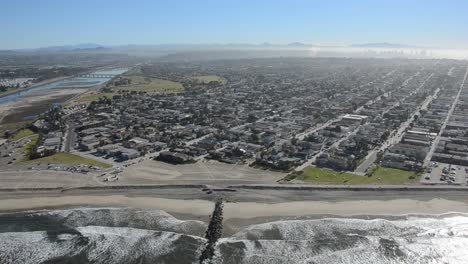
xmin=0 ymin=121 xmax=31 ymax=138
xmin=20 ymin=134 xmax=40 ymax=159
xmin=292 ymin=166 xmax=419 ymax=185
xmin=113 ymin=75 xmax=184 ymax=94
xmin=20 ymin=152 xmax=112 ymax=168
xmin=12 ymin=128 xmax=36 ymax=141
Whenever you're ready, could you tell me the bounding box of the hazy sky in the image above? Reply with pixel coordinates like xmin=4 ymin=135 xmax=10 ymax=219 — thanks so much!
xmin=2 ymin=0 xmax=468 ymax=49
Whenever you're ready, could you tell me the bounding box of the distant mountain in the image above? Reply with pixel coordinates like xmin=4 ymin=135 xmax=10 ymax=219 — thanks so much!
xmin=68 ymin=46 xmax=111 ymax=52
xmin=260 ymin=42 xmax=274 ymax=47
xmin=350 ymin=42 xmax=418 ymax=48
xmin=1 ymin=42 xmax=323 ymax=54
xmin=287 ymin=42 xmax=308 ymax=47
xmin=112 ymin=43 xmax=316 ymax=50
xmin=0 ymin=50 xmax=17 ymax=54
xmin=36 ymin=43 xmax=105 ymax=52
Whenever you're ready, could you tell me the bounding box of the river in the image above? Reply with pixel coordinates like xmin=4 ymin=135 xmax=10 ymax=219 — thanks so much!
xmin=0 ymin=68 xmax=127 ymax=125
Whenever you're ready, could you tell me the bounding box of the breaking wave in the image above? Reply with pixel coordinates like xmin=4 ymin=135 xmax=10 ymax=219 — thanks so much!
xmin=217 ymin=214 xmax=468 ymax=264
xmin=1 ymin=208 xmax=468 ymax=263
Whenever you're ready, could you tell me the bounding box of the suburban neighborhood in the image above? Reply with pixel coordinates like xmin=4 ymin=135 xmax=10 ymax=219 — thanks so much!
xmin=2 ymin=58 xmax=466 ymax=187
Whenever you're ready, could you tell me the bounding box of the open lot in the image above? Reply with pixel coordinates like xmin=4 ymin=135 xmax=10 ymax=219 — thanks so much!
xmin=119 ymin=159 xmax=286 ymax=185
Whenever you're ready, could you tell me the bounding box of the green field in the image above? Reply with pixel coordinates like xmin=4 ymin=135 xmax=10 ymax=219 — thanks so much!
xmin=293 ymin=166 xmax=419 ymax=185
xmin=12 ymin=128 xmax=36 ymax=141
xmin=20 ymin=152 xmax=112 ymax=168
xmin=192 ymin=75 xmax=227 ymax=84
xmin=115 ymin=76 xmax=184 ymax=94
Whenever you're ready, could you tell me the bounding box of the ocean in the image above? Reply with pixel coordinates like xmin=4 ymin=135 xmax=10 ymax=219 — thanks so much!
xmin=0 ymin=208 xmax=467 ymax=264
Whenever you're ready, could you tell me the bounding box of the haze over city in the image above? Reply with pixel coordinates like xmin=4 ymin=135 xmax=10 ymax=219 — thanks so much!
xmin=1 ymin=1 xmax=468 ymax=264
xmin=2 ymin=0 xmax=468 ymax=50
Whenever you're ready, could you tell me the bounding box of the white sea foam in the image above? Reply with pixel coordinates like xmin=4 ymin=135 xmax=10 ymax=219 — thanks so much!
xmin=28 ymin=207 xmax=207 ymax=236
xmin=2 ymin=209 xmax=468 ymax=264
xmin=0 ymin=226 xmax=206 ymax=264
xmin=217 ymin=214 xmax=468 ymax=264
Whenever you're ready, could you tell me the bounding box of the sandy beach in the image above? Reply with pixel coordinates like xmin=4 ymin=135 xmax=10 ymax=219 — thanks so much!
xmin=1 ymin=195 xmax=468 ymax=221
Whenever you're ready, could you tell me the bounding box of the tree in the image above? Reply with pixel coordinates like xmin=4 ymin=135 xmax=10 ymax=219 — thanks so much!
xmin=250 ymin=133 xmax=259 ymax=142
xmin=247 ymin=113 xmax=258 ymax=123
xmin=380 ymin=130 xmax=390 ymax=142
xmin=333 ymin=125 xmax=341 ymax=133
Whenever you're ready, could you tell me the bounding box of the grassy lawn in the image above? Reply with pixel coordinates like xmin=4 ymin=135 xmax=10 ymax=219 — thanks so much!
xmin=192 ymin=75 xmax=227 ymax=84
xmin=12 ymin=128 xmax=36 ymax=141
xmin=115 ymin=75 xmax=184 ymax=94
xmin=20 ymin=152 xmax=112 ymax=168
xmin=294 ymin=166 xmax=419 ymax=185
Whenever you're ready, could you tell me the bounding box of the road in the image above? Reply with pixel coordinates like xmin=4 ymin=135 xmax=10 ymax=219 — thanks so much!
xmin=422 ymin=67 xmax=468 ymax=168
xmin=295 ymin=125 xmax=361 ymax=171
xmin=354 ymin=73 xmax=435 ymax=174
xmin=296 ymin=117 xmax=342 ymax=141
xmin=296 ymin=71 xmax=427 ymax=173
xmin=62 ymin=120 xmax=75 ymax=152
xmin=356 ymin=87 xmax=439 ymax=174
xmin=297 ymin=69 xmax=399 ymax=141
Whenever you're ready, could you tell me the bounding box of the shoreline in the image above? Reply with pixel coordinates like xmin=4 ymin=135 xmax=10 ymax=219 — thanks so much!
xmin=1 ymin=194 xmax=467 ymax=220
xmin=0 ymin=76 xmax=70 ymax=99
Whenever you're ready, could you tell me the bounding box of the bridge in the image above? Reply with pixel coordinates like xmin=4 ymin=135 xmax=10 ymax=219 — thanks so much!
xmin=79 ymin=74 xmax=117 ymax=78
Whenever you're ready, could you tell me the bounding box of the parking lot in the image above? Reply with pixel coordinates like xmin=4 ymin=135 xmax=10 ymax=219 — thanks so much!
xmin=421 ymin=162 xmax=468 ymax=185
